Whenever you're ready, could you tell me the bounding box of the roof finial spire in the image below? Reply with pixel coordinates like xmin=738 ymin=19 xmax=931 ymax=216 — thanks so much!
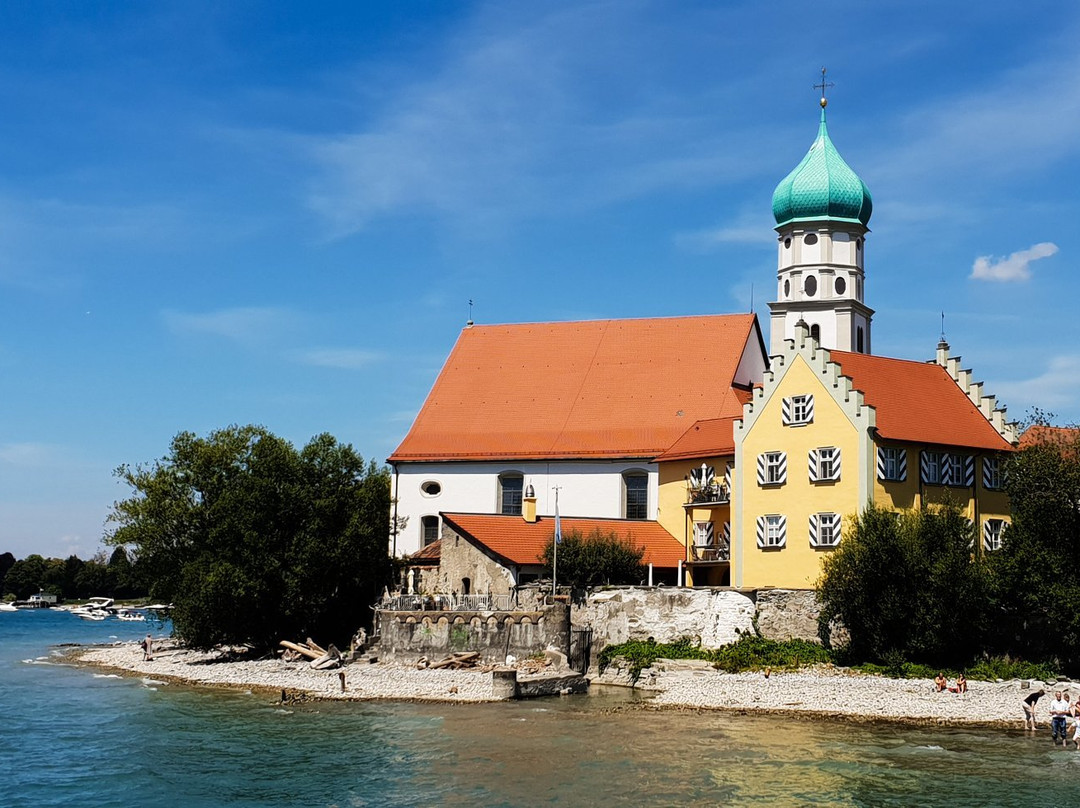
xmin=814 ymin=66 xmax=834 ymax=109
xmin=466 ymin=298 xmax=474 ymax=327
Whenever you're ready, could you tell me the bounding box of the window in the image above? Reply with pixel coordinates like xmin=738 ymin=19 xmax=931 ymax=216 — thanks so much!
xmin=876 ymin=447 xmax=907 ymax=482
xmin=421 ymin=515 xmax=440 ymax=547
xmin=784 ymin=237 xmax=792 ymax=249
xmin=420 ymin=480 xmax=442 ymax=497
xmin=835 ymin=276 xmax=846 ymax=295
xmin=784 ymin=278 xmax=790 ymax=297
xmin=804 ymin=275 xmax=818 ymax=296
xmin=693 ymin=521 xmax=715 ymax=547
xmin=983 ymin=519 xmax=1007 ymax=552
xmin=804 ymin=233 xmax=818 ymax=245
xmin=498 ymin=473 xmax=524 ymax=515
xmin=810 ymin=513 xmax=841 ymax=547
xmin=810 ymin=324 xmax=821 ymax=342
xmin=983 ymin=457 xmax=1003 ymax=490
xmin=783 ymin=394 xmax=814 ymax=426
xmin=756 ymin=514 xmax=787 ymax=548
xmin=624 ymin=472 xmax=648 ymax=519
xmin=856 ymin=326 xmax=864 ymax=353
xmin=920 ymin=451 xmax=973 ymax=487
xmin=809 ymin=447 xmax=841 ymax=482
xmin=757 ymin=451 xmax=787 ymax=486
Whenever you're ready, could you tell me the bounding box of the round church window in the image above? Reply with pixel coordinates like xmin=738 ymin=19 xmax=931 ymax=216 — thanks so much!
xmin=804 ymin=275 xmax=817 ymax=296
xmin=804 ymin=233 xmax=819 ymax=246
xmin=835 ymin=276 xmax=847 ymax=295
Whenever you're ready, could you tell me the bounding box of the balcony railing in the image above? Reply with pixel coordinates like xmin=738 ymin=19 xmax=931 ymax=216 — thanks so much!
xmin=691 ymin=541 xmax=731 ymax=562
xmin=686 ymin=483 xmax=730 ymax=506
xmin=376 ymin=593 xmax=517 ymax=612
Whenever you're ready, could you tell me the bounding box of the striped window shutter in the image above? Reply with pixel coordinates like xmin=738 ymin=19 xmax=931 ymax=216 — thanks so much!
xmin=876 ymin=447 xmax=887 ymax=481
xmin=982 ymin=520 xmax=995 ymax=551
xmin=722 ymin=522 xmax=731 ymax=542
xmin=781 ymin=397 xmax=792 ymax=425
xmin=920 ymin=451 xmax=931 ymax=484
xmin=804 ymin=395 xmax=815 ymax=423
xmin=756 ymin=453 xmax=766 ymax=485
xmin=777 ymin=452 xmax=787 ymax=485
xmin=829 ymin=449 xmax=842 ymax=482
xmin=963 ymin=455 xmax=975 ymax=487
xmin=897 ymin=449 xmax=907 ymax=482
xmin=725 ymin=462 xmax=733 ymax=492
xmin=808 ymin=513 xmax=819 ymax=545
xmin=756 ymin=515 xmax=766 ymax=547
xmin=808 ymin=449 xmax=820 ymax=482
xmin=775 ymin=515 xmax=787 ymax=547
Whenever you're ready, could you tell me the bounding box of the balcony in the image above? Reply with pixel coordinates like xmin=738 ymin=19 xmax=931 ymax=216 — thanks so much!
xmin=684 ymin=482 xmax=730 ymax=507
xmin=691 ymin=540 xmax=730 ymax=563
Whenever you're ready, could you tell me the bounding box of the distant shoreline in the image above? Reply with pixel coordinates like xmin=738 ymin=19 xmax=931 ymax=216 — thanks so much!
xmin=68 ymin=637 xmax=1072 ymax=732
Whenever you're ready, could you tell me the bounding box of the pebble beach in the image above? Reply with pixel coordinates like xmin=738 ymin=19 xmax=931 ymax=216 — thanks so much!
xmin=72 ymin=636 xmax=1075 ymax=729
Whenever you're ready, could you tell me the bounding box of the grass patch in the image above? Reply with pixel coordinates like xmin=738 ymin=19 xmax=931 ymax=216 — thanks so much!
xmin=597 ymin=634 xmax=833 ymax=684
xmin=853 ymin=654 xmax=1057 ymax=682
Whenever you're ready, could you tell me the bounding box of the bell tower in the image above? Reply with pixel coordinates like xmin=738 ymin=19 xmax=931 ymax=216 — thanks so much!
xmin=769 ymin=72 xmax=873 ymax=355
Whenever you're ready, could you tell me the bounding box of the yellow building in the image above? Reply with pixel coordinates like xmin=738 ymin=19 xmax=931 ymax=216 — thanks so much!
xmin=732 ymin=322 xmax=1016 ymax=589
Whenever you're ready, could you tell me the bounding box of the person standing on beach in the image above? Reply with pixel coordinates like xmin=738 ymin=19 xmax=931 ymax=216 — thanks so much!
xmin=1023 ymin=689 xmax=1045 ymax=730
xmin=143 ymin=633 xmax=154 ymax=662
xmin=1049 ymin=691 xmax=1069 ymax=745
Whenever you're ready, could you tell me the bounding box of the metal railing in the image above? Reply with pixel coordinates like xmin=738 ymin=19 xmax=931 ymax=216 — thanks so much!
xmin=691 ymin=542 xmax=731 ymax=562
xmin=686 ymin=484 xmax=730 ymax=505
xmin=376 ymin=593 xmax=517 ymax=612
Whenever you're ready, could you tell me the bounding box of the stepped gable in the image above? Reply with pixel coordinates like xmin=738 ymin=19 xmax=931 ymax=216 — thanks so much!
xmin=390 ymin=314 xmax=760 ymax=461
xmin=441 ymin=513 xmax=685 ymax=568
xmin=830 ymin=350 xmax=1014 ymax=451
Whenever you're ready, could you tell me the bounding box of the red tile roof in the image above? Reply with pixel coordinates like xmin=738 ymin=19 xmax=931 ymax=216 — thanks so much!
xmin=830 ymin=351 xmax=1014 ymax=451
xmin=1019 ymin=425 xmax=1079 ymax=450
xmin=654 ymin=416 xmax=739 ymax=461
xmin=407 ymin=539 xmax=441 ymax=563
xmin=441 ymin=512 xmax=686 ymax=568
xmin=390 ymin=314 xmax=761 ymax=462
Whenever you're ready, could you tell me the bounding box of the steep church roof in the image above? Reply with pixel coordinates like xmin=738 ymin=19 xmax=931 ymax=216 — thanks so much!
xmin=830 ymin=350 xmax=1014 ymax=451
xmin=772 ymin=107 xmax=873 ymax=228
xmin=390 ymin=314 xmax=764 ymax=462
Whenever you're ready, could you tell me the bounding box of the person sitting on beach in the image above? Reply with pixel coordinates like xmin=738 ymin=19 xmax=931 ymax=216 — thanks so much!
xmin=1023 ymin=689 xmax=1045 ymax=730
xmin=948 ymin=673 xmax=968 ymax=694
xmin=1049 ymin=691 xmax=1070 ymax=745
xmin=934 ymin=672 xmax=947 ymax=692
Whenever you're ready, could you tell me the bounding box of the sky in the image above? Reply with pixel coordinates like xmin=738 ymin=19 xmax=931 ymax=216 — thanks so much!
xmin=2 ymin=0 xmax=1079 ymax=560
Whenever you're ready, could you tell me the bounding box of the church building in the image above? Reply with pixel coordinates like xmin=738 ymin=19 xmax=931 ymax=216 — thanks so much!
xmin=388 ymin=94 xmax=1017 ymax=595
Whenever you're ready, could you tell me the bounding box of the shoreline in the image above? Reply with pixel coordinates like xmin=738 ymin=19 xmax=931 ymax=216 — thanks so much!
xmin=69 ymin=638 xmax=1070 ymax=731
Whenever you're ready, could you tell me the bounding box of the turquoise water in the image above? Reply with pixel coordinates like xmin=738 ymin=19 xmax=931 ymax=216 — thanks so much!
xmin=3 ymin=609 xmax=1079 ymax=807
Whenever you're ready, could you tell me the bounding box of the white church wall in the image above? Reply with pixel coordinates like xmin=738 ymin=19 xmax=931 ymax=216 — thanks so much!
xmin=391 ymin=460 xmax=659 ymax=557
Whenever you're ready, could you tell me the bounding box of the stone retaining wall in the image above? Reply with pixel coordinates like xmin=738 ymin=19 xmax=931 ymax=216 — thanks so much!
xmin=377 ymin=602 xmax=570 ymax=665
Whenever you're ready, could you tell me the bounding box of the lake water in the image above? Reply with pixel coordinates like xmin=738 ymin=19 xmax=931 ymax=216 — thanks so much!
xmin=3 ymin=608 xmax=1078 ymax=807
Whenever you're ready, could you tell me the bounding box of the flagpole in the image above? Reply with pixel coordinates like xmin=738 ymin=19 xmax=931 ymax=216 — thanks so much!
xmin=552 ymin=486 xmax=561 ymax=596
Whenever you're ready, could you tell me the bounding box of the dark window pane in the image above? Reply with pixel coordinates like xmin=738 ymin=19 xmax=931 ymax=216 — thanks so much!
xmin=625 ymin=474 xmax=648 ymax=519
xmin=500 ymin=476 xmax=524 ymax=515
xmin=422 ymin=516 xmax=439 ymax=546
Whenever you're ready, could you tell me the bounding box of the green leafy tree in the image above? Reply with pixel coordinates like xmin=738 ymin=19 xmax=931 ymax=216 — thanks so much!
xmin=540 ymin=528 xmax=646 ymax=587
xmin=106 ymin=425 xmax=390 ymax=649
xmin=817 ymin=503 xmax=989 ymax=667
xmin=3 ymin=554 xmax=50 ymax=599
xmin=0 ymin=552 xmax=16 ymax=598
xmin=988 ymin=422 xmax=1080 ymax=669
xmin=74 ymin=559 xmax=116 ymax=599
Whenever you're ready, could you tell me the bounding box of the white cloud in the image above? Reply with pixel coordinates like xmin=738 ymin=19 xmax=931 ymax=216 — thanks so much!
xmin=970 ymin=242 xmax=1058 ymax=282
xmin=162 ymin=306 xmax=299 ymax=345
xmin=0 ymin=442 xmax=64 ymax=467
xmin=994 ymin=354 xmax=1080 ymax=414
xmin=291 ymin=348 xmax=382 ymax=370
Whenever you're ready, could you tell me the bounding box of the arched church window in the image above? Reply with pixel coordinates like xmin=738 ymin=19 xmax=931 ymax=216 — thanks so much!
xmin=804 ymin=233 xmax=819 ymax=246
xmin=810 ymin=324 xmax=821 ymax=342
xmin=783 ymin=279 xmax=790 ymax=297
xmin=835 ymin=276 xmax=846 ymax=295
xmin=498 ymin=473 xmax=524 ymax=515
xmin=804 ymin=275 xmax=817 ymax=297
xmin=857 ymin=327 xmax=865 ymax=353
xmin=623 ymin=471 xmax=648 ymax=520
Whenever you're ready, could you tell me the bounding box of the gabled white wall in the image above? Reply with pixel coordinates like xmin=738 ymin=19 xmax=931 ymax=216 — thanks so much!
xmin=391 ymin=460 xmax=659 ymax=557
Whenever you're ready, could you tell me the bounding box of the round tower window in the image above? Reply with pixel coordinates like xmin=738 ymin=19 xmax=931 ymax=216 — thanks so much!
xmin=783 ymin=279 xmax=790 ymax=297
xmin=420 ymin=481 xmax=442 ymax=497
xmin=804 ymin=233 xmax=819 ymax=246
xmin=835 ymin=276 xmax=847 ymax=295
xmin=804 ymin=275 xmax=818 ymax=296
xmin=784 ymin=237 xmax=791 ymax=249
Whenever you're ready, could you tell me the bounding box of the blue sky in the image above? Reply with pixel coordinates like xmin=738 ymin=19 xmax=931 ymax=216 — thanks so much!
xmin=2 ymin=1 xmax=1078 ymax=560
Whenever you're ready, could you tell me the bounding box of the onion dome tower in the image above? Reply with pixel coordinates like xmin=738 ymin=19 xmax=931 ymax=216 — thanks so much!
xmin=768 ymin=73 xmax=873 ymax=355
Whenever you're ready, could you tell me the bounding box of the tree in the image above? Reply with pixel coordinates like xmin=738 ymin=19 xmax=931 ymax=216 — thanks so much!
xmin=107 ymin=425 xmax=390 ymax=649
xmin=817 ymin=503 xmax=989 ymax=667
xmin=0 ymin=552 xmax=15 ymax=597
xmin=988 ymin=422 xmax=1080 ymax=669
xmin=540 ymin=528 xmax=646 ymax=587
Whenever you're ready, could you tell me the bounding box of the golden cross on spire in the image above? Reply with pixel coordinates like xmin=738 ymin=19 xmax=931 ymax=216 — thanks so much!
xmin=814 ymin=66 xmax=834 ymax=108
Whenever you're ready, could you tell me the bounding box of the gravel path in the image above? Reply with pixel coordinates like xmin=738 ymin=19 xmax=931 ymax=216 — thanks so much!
xmin=74 ymin=638 xmax=500 ymax=703
xmin=594 ymin=660 xmax=1073 ymax=728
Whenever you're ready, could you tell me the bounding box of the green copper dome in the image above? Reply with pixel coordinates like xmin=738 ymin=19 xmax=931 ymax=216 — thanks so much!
xmin=772 ymin=107 xmax=872 ymax=228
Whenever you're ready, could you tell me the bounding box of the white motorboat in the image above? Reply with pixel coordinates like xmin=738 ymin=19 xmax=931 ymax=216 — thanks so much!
xmin=71 ymin=597 xmax=116 ymax=620
xmin=116 ymin=609 xmax=146 ymax=622
xmin=76 ymin=611 xmax=107 ymax=621
xmin=0 ymin=602 xmax=17 ymax=612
